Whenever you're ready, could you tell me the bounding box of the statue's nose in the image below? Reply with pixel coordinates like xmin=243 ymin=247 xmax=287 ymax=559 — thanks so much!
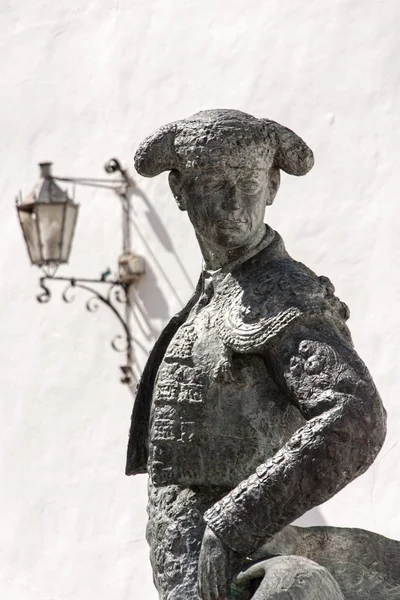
xmin=221 ymin=187 xmax=240 ymax=212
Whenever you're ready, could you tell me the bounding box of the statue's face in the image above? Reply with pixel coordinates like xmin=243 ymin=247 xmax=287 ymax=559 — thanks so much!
xmin=173 ymin=166 xmax=275 ymax=250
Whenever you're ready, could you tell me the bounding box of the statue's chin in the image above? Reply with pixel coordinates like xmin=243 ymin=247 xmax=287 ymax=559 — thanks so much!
xmin=202 ymin=229 xmax=253 ymax=251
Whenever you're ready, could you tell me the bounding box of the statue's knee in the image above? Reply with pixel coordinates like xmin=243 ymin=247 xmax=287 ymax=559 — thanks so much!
xmin=236 ymin=555 xmax=345 ymax=600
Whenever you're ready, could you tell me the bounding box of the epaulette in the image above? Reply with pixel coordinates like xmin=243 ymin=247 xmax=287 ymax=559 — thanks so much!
xmin=214 ymin=256 xmax=350 ymax=354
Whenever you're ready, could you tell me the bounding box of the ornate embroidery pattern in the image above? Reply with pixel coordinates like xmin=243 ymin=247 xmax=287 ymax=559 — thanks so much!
xmin=164 ymin=323 xmax=196 ymax=362
xmin=212 ymin=260 xmax=331 ymax=353
xmin=213 ymin=267 xmax=351 ymax=354
xmin=216 ymin=300 xmax=302 ymax=352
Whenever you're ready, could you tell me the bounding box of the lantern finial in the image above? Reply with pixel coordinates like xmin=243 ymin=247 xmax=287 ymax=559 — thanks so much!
xmin=39 ymin=162 xmax=53 ymax=179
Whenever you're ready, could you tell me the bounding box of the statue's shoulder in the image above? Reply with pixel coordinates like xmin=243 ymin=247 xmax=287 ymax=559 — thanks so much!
xmin=214 ymin=234 xmax=350 ymax=353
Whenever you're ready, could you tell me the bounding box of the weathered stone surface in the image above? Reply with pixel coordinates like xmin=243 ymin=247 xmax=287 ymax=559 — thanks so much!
xmin=252 ymin=525 xmax=400 ymax=599
xmin=127 ymin=109 xmax=390 ymax=599
xmin=235 ymin=555 xmax=345 ymax=599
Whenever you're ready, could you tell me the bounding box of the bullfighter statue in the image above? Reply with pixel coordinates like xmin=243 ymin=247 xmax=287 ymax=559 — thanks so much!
xmin=126 ymin=109 xmax=398 ymax=599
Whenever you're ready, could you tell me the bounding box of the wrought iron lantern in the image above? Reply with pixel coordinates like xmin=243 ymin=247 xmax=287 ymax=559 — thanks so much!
xmin=16 ymin=158 xmax=145 ymax=385
xmin=17 ymin=162 xmax=79 ymax=276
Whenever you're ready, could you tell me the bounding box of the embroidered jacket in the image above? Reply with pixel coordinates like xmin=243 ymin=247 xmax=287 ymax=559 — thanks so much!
xmin=126 ymin=230 xmax=386 ymax=556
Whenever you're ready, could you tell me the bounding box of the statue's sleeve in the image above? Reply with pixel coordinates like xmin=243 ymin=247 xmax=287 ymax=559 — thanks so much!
xmin=203 ymin=315 xmax=387 ymax=556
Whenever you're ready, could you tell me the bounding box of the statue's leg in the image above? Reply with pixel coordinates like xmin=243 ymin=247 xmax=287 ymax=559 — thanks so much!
xmin=235 ymin=555 xmax=345 ymax=600
xmin=147 ymin=481 xmax=225 ymax=600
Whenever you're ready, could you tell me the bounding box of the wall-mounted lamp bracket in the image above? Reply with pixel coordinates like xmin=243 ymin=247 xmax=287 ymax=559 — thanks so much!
xmin=37 ymin=272 xmax=135 ymax=384
xmin=17 ymin=158 xmax=145 ymax=386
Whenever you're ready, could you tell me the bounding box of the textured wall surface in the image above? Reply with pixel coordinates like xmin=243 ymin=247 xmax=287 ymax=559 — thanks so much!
xmin=1 ymin=1 xmax=400 ymax=598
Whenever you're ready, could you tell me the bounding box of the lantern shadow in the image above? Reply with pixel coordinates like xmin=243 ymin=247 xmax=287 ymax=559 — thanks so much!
xmin=131 ymin=261 xmax=170 ymax=329
xmin=123 ymin=184 xmax=198 ymax=387
xmin=129 ymin=186 xmax=195 ymax=301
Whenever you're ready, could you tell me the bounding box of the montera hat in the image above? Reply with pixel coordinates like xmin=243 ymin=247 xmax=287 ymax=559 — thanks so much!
xmin=134 ymin=109 xmax=314 ymax=177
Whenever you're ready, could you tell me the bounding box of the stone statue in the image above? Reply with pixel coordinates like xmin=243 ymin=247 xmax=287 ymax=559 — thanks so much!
xmin=126 ymin=110 xmax=399 ymax=599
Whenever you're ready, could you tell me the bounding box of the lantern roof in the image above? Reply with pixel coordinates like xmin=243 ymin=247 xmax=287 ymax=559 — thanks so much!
xmin=21 ymin=162 xmax=72 ymax=207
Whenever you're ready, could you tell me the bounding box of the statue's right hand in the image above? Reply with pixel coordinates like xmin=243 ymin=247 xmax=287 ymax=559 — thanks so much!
xmin=198 ymin=525 xmax=234 ymax=600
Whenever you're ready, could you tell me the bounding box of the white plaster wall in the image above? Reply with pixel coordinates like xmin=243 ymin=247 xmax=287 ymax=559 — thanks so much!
xmin=1 ymin=0 xmax=400 ymax=598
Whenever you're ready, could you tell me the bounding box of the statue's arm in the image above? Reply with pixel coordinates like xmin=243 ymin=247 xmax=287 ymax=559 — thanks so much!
xmin=203 ymin=315 xmax=387 ymax=556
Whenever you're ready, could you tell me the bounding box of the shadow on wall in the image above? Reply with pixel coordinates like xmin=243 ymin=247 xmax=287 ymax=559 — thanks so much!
xmin=124 ymin=184 xmax=197 ymax=383
xmin=136 ymin=261 xmax=171 ymax=322
xmin=131 ymin=185 xmax=194 ymax=305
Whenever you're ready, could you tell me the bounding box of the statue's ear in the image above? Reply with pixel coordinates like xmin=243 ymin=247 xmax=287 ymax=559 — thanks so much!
xmin=266 ymin=167 xmax=280 ymax=206
xmin=168 ymin=170 xmax=186 ymax=211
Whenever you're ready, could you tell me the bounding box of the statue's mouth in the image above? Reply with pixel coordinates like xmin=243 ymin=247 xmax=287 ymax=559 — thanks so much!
xmin=217 ymin=219 xmax=248 ymax=229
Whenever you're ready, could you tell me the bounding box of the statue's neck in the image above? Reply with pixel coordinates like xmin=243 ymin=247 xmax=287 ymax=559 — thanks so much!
xmin=197 ymin=225 xmax=273 ymax=272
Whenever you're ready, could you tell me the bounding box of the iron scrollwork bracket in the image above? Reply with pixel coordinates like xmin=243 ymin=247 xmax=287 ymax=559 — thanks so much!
xmin=37 ymin=272 xmax=134 ymax=385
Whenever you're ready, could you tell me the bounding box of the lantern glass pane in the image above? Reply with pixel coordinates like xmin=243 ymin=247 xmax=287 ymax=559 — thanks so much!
xmin=36 ymin=203 xmax=65 ymax=263
xmin=17 ymin=206 xmax=42 ymax=264
xmin=60 ymin=203 xmax=79 ymax=262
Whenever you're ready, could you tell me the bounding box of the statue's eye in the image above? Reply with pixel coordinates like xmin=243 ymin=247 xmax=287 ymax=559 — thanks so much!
xmin=203 ymin=179 xmax=226 ymax=193
xmin=236 ymin=177 xmax=261 ymax=194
